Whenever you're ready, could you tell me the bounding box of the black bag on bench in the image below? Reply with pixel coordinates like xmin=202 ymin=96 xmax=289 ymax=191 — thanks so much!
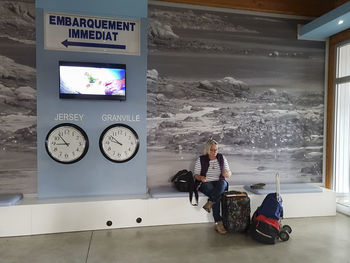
xmin=171 ymin=169 xmax=198 ymax=206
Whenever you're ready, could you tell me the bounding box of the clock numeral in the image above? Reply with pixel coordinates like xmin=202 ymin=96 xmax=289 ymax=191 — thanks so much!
xmin=65 ymin=153 xmax=69 ymax=159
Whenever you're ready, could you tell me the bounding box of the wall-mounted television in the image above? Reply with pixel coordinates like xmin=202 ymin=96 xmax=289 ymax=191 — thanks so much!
xmin=59 ymin=61 xmax=126 ymax=100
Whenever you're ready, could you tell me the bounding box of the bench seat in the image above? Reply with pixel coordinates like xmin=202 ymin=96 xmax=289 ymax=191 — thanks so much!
xmin=149 ymin=186 xmax=205 ymax=198
xmin=243 ymin=183 xmax=323 ymax=195
xmin=0 ymin=193 xmax=23 ymax=206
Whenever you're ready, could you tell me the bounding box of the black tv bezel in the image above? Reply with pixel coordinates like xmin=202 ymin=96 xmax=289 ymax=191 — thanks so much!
xmin=59 ymin=61 xmax=126 ymax=101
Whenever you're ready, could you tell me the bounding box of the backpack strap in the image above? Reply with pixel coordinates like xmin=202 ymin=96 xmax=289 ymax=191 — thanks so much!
xmin=186 ymin=171 xmax=198 ymax=206
xmin=190 ymin=189 xmax=199 ymax=206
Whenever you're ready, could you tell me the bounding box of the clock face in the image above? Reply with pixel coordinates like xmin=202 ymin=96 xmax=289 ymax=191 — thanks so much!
xmin=99 ymin=124 xmax=139 ymax=163
xmin=45 ymin=123 xmax=89 ymax=164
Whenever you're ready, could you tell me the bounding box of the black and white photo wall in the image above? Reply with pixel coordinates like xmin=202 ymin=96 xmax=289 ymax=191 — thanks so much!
xmin=146 ymin=2 xmax=325 ymax=188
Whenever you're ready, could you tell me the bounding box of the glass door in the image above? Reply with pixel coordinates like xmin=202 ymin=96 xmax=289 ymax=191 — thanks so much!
xmin=333 ymin=42 xmax=350 ymax=215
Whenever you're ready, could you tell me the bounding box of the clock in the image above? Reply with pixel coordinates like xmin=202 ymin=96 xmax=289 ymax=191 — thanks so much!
xmin=99 ymin=123 xmax=139 ymax=163
xmin=45 ymin=123 xmax=89 ymax=164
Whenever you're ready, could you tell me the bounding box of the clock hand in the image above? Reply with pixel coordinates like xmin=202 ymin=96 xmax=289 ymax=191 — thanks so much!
xmin=58 ymin=134 xmax=70 ymax=146
xmin=110 ymin=136 xmax=123 ymax=146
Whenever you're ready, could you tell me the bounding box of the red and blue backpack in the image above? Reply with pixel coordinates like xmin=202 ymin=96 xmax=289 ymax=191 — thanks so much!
xmin=249 ymin=193 xmax=283 ymax=244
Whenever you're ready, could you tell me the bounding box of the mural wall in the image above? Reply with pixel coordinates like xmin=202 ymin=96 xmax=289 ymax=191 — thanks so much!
xmin=147 ymin=3 xmax=325 ymax=188
xmin=0 ymin=1 xmax=325 ymax=194
xmin=0 ymin=0 xmax=36 ymax=194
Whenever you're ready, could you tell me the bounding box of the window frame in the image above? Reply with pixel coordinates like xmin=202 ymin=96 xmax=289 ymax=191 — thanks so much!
xmin=325 ymin=29 xmax=350 ymax=189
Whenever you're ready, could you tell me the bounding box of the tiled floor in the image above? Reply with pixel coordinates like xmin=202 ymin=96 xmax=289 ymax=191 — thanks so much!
xmin=0 ymin=213 xmax=349 ymax=263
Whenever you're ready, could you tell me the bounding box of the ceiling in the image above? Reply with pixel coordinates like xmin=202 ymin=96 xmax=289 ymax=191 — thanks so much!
xmin=155 ymin=0 xmax=350 ymax=41
xmin=299 ymin=1 xmax=350 ymax=40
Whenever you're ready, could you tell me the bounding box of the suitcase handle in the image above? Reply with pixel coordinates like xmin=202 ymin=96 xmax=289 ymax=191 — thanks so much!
xmin=225 ymin=193 xmax=247 ymax=197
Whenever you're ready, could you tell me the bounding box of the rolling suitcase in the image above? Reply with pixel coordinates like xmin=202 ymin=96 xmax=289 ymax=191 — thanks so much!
xmin=221 ymin=190 xmax=251 ymax=233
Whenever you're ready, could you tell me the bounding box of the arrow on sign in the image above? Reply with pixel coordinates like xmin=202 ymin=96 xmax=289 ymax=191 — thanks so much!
xmin=61 ymin=39 xmax=126 ymax=50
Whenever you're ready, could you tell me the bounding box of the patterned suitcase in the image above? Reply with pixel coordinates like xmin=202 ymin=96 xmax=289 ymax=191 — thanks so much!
xmin=221 ymin=191 xmax=251 ymax=233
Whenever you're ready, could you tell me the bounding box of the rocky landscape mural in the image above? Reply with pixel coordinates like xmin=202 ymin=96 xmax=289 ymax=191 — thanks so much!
xmin=147 ymin=3 xmax=325 ymax=188
xmin=0 ymin=0 xmax=36 ymax=194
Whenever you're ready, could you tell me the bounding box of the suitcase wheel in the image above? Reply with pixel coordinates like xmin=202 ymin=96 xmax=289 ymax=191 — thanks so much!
xmin=282 ymin=225 xmax=292 ymax=234
xmin=279 ymin=230 xmax=289 ymax=241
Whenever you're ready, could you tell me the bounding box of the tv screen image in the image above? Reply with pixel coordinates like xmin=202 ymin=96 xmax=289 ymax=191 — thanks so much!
xmin=59 ymin=61 xmax=126 ymax=100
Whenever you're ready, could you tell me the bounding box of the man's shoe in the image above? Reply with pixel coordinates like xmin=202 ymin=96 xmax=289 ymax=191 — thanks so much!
xmin=202 ymin=201 xmax=215 ymax=213
xmin=215 ymin=221 xmax=227 ymax=234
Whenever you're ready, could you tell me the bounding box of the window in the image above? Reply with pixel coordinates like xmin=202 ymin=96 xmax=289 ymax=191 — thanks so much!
xmin=333 ymin=42 xmax=350 ymax=212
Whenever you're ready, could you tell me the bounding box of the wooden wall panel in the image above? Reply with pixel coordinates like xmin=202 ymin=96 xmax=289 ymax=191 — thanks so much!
xmin=156 ymin=0 xmax=341 ymax=17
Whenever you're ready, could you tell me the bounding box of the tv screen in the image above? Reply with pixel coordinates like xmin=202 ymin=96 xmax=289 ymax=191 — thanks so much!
xmin=59 ymin=61 xmax=126 ymax=100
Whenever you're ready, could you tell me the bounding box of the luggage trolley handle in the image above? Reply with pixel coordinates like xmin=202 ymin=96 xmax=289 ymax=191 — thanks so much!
xmin=276 ymin=172 xmax=281 ymax=202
